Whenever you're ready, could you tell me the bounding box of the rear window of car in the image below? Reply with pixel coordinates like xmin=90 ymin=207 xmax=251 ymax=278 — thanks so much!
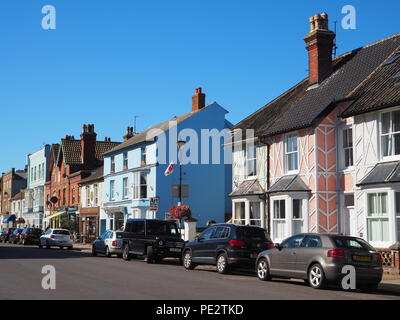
xmin=53 ymin=230 xmax=70 ymax=235
xmin=28 ymin=228 xmax=42 ymax=233
xmin=115 ymin=232 xmax=123 ymax=239
xmin=236 ymin=227 xmax=271 ymax=242
xmin=332 ymin=237 xmax=373 ymax=250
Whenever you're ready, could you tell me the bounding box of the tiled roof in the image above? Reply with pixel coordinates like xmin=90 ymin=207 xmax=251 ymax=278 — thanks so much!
xmin=357 ymin=162 xmax=400 ymax=186
xmin=267 ymin=175 xmax=310 ymax=194
xmin=342 ymin=48 xmax=400 ymax=117
xmin=79 ymin=166 xmax=104 ymax=184
xmin=230 ymin=180 xmax=265 ymax=197
xmin=234 ymin=33 xmax=400 ymax=137
xmin=105 ymin=102 xmax=224 ymax=155
xmin=59 ymin=140 xmax=120 ymax=165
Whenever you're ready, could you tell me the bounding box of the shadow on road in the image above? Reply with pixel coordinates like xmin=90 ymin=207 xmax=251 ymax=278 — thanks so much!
xmin=0 ymin=244 xmax=92 ymax=260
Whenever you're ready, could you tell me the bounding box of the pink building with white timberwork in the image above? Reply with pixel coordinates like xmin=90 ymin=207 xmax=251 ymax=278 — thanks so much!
xmin=231 ymin=14 xmax=400 ymax=248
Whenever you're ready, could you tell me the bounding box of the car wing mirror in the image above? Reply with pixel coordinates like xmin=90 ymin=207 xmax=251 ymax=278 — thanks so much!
xmin=197 ymin=237 xmax=204 ymax=242
xmin=275 ymin=243 xmax=282 ymax=251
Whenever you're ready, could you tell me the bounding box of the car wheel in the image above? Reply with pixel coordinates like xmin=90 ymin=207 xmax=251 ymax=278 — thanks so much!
xmin=216 ymin=253 xmax=230 ymax=274
xmin=105 ymin=246 xmax=111 ymax=257
xmin=146 ymin=246 xmax=155 ymax=264
xmin=122 ymin=244 xmax=131 ymax=261
xmin=308 ymin=263 xmax=328 ymax=289
xmin=257 ymin=259 xmax=272 ymax=281
xmin=183 ymin=250 xmax=196 ymax=270
xmin=92 ymin=246 xmax=97 ymax=256
xmin=359 ymin=283 xmax=379 ymax=292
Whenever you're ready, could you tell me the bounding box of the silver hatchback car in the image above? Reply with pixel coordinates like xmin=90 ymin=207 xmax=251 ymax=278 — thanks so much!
xmin=39 ymin=229 xmax=73 ymax=249
xmin=256 ymin=233 xmax=383 ymax=291
xmin=92 ymin=230 xmax=123 ymax=257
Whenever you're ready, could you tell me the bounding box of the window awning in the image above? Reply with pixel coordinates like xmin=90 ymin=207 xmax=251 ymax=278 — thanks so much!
xmin=358 ymin=161 xmax=400 ymax=186
xmin=43 ymin=211 xmax=66 ymax=222
xmin=2 ymin=215 xmax=16 ymax=224
xmin=267 ymin=175 xmax=310 ymax=194
xmin=230 ymin=180 xmax=265 ymax=197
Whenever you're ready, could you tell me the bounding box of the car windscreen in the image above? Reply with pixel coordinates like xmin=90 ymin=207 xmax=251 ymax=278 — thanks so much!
xmin=236 ymin=227 xmax=271 ymax=242
xmin=332 ymin=237 xmax=374 ymax=250
xmin=14 ymin=229 xmax=23 ymax=234
xmin=146 ymin=221 xmax=178 ymax=236
xmin=53 ymin=230 xmax=70 ymax=235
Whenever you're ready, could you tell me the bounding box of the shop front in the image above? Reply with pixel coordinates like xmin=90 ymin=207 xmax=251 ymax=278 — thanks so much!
xmin=104 ymin=206 xmax=127 ymax=231
xmin=78 ymin=207 xmax=99 ymax=243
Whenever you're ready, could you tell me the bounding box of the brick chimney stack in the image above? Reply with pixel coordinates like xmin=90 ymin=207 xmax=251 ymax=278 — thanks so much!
xmin=304 ymin=13 xmax=336 ymax=85
xmin=192 ymin=88 xmax=206 ymax=112
xmin=81 ymin=124 xmax=97 ymax=169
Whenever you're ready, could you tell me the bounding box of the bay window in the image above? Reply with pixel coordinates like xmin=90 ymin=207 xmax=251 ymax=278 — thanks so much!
xmin=249 ymin=202 xmax=261 ymax=226
xmin=285 ymin=134 xmax=299 ymax=172
xmin=273 ymin=200 xmax=286 ymax=240
xmin=109 ymin=180 xmax=115 ymax=200
xmin=367 ymin=192 xmax=389 ymax=242
xmin=133 ymin=172 xmax=148 ymax=199
xmin=234 ymin=202 xmax=246 ymax=225
xmin=292 ymin=199 xmax=304 ymax=234
xmin=122 ymin=178 xmax=129 ymax=199
xmin=395 ymin=192 xmax=400 ymax=242
xmin=381 ymin=110 xmax=400 ymax=158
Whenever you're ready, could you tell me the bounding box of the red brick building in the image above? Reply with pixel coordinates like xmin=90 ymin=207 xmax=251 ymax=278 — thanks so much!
xmin=44 ymin=124 xmax=120 ymax=231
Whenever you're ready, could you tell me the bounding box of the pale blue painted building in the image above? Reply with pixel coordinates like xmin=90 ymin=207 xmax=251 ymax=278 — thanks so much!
xmin=102 ymin=89 xmax=232 ymax=232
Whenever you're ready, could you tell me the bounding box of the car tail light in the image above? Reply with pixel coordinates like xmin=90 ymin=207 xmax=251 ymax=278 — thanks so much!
xmin=327 ymin=249 xmax=345 ymax=258
xmin=25 ymin=233 xmax=29 ymax=237
xmin=377 ymin=253 xmax=383 ymax=263
xmin=50 ymin=235 xmax=55 ymax=239
xmin=267 ymin=243 xmax=275 ymax=249
xmin=112 ymin=240 xmax=117 ymax=247
xmin=229 ymin=240 xmax=246 ymax=247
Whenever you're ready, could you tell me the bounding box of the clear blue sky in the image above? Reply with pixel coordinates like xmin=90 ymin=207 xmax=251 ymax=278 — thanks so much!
xmin=0 ymin=0 xmax=399 ymax=173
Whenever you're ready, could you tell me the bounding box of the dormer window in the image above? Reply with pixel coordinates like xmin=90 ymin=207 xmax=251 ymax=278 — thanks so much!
xmin=381 ymin=110 xmax=400 ymax=158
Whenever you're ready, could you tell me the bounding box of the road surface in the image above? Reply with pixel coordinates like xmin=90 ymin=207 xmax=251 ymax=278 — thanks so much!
xmin=0 ymin=243 xmax=399 ymax=300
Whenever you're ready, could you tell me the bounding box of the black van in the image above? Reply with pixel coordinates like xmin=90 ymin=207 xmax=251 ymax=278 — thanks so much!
xmin=121 ymin=219 xmax=185 ymax=264
xmin=182 ymin=224 xmax=274 ymax=274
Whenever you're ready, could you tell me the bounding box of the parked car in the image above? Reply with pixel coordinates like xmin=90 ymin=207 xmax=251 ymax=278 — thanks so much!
xmin=121 ymin=219 xmax=185 ymax=264
xmin=183 ymin=224 xmax=274 ymax=274
xmin=92 ymin=230 xmax=123 ymax=257
xmin=8 ymin=228 xmax=23 ymax=244
xmin=256 ymin=233 xmax=383 ymax=291
xmin=20 ymin=228 xmax=43 ymax=245
xmin=39 ymin=229 xmax=73 ymax=249
xmin=0 ymin=228 xmax=16 ymax=243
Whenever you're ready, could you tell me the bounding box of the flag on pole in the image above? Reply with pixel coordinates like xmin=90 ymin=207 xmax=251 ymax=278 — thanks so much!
xmin=164 ymin=162 xmax=175 ymax=176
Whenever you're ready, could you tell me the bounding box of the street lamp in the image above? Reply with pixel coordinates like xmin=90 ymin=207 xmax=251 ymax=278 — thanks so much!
xmin=177 ymin=140 xmax=186 ymax=205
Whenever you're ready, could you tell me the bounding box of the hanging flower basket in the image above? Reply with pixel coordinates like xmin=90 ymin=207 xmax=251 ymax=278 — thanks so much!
xmin=168 ymin=204 xmax=192 ymax=220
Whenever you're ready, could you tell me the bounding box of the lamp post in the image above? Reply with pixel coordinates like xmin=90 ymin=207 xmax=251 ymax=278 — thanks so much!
xmin=177 ymin=139 xmax=186 ymax=205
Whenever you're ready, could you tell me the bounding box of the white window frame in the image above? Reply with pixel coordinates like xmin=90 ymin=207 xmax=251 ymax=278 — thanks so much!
xmin=110 ymin=156 xmax=116 ymax=172
xmin=94 ymin=184 xmax=99 ymax=207
xmin=380 ymin=109 xmax=400 ymax=161
xmin=232 ymin=197 xmax=265 ymax=228
xmin=86 ymin=186 xmax=91 ymax=207
xmin=284 ymin=133 xmax=299 ymax=174
xmin=341 ymin=126 xmax=354 ymax=170
xmin=109 ymin=180 xmax=115 ymax=201
xmin=270 ymin=194 xmax=308 ymax=243
xmin=122 ymin=177 xmax=129 ymax=199
xmin=245 ymin=144 xmax=257 ymax=178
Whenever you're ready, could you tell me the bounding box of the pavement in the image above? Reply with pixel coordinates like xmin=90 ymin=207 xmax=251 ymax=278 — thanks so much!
xmin=0 ymin=242 xmax=399 ymax=300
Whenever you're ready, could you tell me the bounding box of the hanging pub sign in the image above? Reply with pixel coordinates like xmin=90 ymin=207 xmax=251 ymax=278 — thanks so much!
xmin=150 ymin=197 xmax=159 ymax=211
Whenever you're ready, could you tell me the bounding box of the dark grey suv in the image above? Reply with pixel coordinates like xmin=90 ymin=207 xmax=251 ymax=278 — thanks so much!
xmin=256 ymin=233 xmax=383 ymax=291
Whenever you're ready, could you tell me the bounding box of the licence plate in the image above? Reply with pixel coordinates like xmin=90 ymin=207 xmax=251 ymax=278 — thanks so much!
xmin=250 ymin=254 xmax=258 ymax=259
xmin=353 ymin=255 xmax=372 ymax=262
xmin=169 ymin=248 xmax=181 ymax=253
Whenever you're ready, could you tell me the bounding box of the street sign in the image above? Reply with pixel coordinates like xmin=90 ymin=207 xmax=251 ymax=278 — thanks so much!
xmin=150 ymin=197 xmax=159 ymax=211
